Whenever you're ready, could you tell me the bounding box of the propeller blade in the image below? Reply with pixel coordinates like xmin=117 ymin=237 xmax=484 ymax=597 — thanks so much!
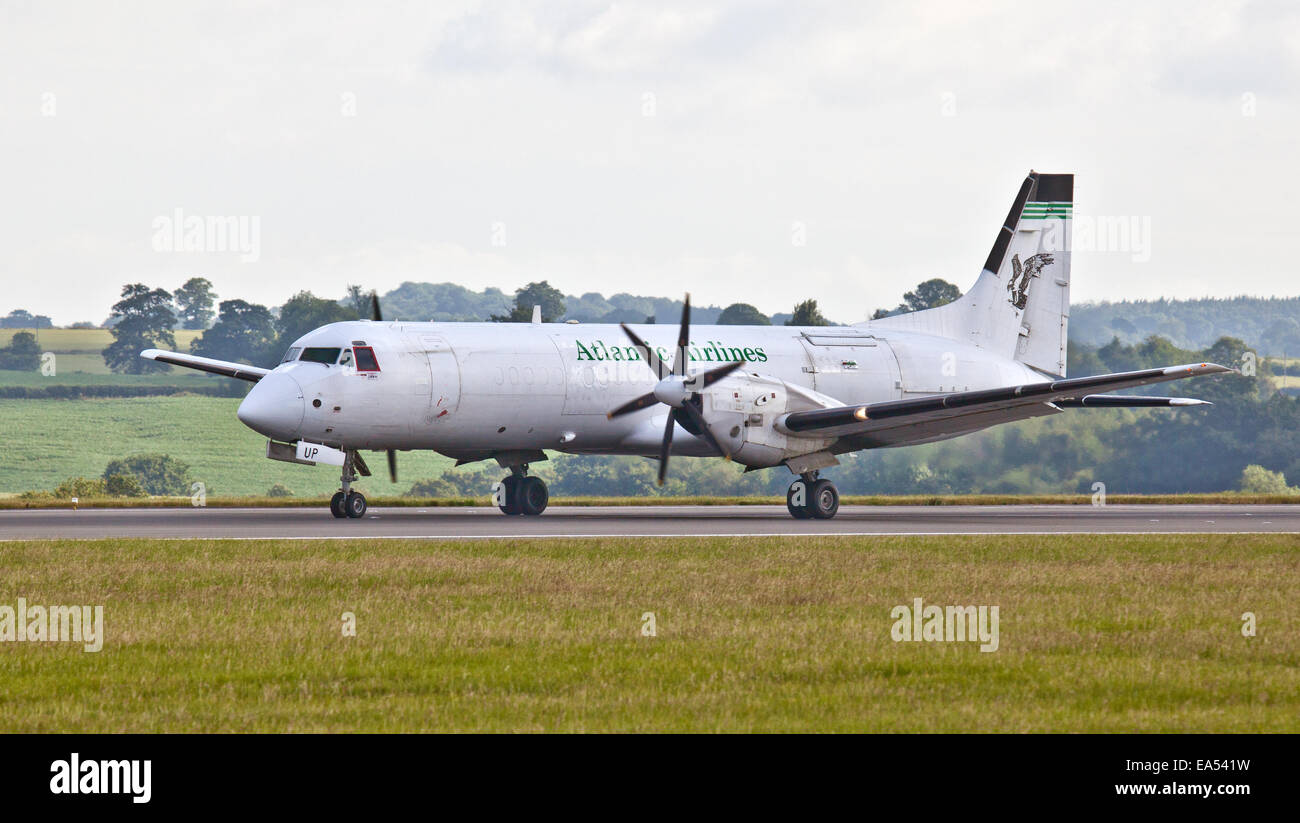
xmin=699 ymin=360 xmax=745 ymax=388
xmin=607 ymin=391 xmax=660 ymax=419
xmin=657 ymin=410 xmax=676 ymax=486
xmin=673 ymin=294 xmax=691 ymax=376
xmin=387 ymin=449 xmax=397 ymax=483
xmin=371 ymin=291 xmax=383 ymax=322
xmin=677 ymin=399 xmax=731 ymax=460
xmin=619 ymin=323 xmax=670 ymax=379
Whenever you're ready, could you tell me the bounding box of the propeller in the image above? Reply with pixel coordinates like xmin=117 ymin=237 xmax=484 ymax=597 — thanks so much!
xmin=369 ymin=290 xmax=398 ymax=483
xmin=606 ymin=294 xmax=745 ymax=485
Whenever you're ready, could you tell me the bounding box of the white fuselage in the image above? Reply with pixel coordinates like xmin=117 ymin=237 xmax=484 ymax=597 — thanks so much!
xmin=237 ymin=319 xmax=1043 ymax=464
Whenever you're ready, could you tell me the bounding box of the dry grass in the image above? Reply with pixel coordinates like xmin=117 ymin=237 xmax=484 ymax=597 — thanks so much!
xmin=1 ymin=534 xmax=1296 ymax=732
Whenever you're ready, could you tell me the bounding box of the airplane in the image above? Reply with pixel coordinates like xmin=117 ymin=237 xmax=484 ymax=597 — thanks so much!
xmin=142 ymin=171 xmax=1231 ymax=520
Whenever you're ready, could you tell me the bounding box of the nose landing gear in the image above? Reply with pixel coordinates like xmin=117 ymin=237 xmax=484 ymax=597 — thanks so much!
xmin=495 ymin=465 xmax=548 ymax=516
xmin=330 ymin=450 xmax=368 ymax=519
xmin=786 ymin=472 xmax=839 ymax=520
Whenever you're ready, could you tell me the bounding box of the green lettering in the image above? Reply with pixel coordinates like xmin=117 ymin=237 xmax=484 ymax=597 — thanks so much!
xmin=575 ymin=341 xmax=594 ymax=361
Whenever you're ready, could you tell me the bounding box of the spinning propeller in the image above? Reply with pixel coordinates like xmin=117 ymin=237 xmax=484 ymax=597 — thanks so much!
xmin=606 ymin=295 xmax=745 ymax=485
xmin=369 ymin=291 xmax=399 ymax=484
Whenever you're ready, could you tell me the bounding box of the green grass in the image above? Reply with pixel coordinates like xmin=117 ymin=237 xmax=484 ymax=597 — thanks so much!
xmin=0 ymin=327 xmax=221 ymax=387
xmin=1 ymin=397 xmax=455 ymax=497
xmin=0 ymin=534 xmax=1296 ymax=732
xmin=0 ymin=327 xmax=203 ymax=355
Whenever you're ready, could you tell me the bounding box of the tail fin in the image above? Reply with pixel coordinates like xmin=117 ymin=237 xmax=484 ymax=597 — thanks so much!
xmin=870 ymin=171 xmax=1073 ymax=377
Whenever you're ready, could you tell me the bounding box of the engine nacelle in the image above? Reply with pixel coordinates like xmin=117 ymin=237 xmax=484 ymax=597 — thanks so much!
xmin=698 ymin=373 xmax=840 ymax=468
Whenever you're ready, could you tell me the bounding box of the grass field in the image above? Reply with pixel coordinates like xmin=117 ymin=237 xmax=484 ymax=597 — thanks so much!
xmin=0 ymin=533 xmax=1296 ymax=732
xmin=0 ymin=328 xmax=204 ymax=358
xmin=0 ymin=327 xmax=219 ymax=388
xmin=1 ymin=397 xmax=456 ymax=496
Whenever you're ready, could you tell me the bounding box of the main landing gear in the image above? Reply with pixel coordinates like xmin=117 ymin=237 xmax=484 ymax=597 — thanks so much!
xmin=786 ymin=472 xmax=839 ymax=520
xmin=330 ymin=451 xmax=368 ymax=519
xmin=495 ymin=465 xmax=548 ymax=516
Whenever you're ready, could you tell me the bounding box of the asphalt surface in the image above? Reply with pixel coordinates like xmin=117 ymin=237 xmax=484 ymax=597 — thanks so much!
xmin=1 ymin=504 xmax=1299 ymax=540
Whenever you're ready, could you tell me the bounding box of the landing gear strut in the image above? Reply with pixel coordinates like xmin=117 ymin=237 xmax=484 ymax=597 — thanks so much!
xmin=786 ymin=472 xmax=838 ymax=520
xmin=496 ymin=464 xmax=548 ymax=516
xmin=330 ymin=451 xmax=367 ymax=519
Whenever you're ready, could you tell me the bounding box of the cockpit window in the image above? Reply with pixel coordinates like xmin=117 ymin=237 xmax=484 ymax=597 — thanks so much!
xmin=280 ymin=347 xmax=301 ymax=364
xmin=354 ymin=346 xmax=380 ymax=371
xmin=300 ymin=347 xmax=342 ymax=364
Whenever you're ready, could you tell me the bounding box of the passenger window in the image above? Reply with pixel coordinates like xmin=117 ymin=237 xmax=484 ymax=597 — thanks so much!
xmin=354 ymin=346 xmax=380 ymax=372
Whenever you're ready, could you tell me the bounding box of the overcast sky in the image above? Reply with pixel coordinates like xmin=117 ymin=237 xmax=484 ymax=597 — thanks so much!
xmin=2 ymin=0 xmax=1297 ymax=325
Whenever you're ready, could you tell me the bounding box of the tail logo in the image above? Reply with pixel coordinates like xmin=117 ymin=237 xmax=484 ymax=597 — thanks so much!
xmin=1008 ymin=252 xmax=1054 ymax=310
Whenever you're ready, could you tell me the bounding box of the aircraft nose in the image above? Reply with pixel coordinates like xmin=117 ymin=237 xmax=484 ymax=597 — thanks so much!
xmin=237 ymin=372 xmax=305 ymax=440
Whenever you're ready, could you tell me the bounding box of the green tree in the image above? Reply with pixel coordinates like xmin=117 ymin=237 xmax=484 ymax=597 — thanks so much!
xmin=0 ymin=331 xmax=41 ymax=370
xmin=1239 ymin=464 xmax=1293 ymax=495
xmin=192 ymin=299 xmax=278 ymax=366
xmin=103 ymin=454 xmax=193 ymax=496
xmin=716 ymin=303 xmax=771 ymax=326
xmin=105 ymin=473 xmax=147 ymax=497
xmin=53 ymin=476 xmax=107 ymax=498
xmin=491 ymin=281 xmax=566 ymax=322
xmin=103 ymin=284 xmax=177 ymax=373
xmin=173 ymin=277 xmax=217 ymax=329
xmin=276 ymin=291 xmax=357 ymax=349
xmin=343 ymin=285 xmax=373 ymax=319
xmin=902 ymin=279 xmax=961 ymax=312
xmin=785 ymin=299 xmax=830 ymax=326
xmin=0 ymin=309 xmax=53 ymax=328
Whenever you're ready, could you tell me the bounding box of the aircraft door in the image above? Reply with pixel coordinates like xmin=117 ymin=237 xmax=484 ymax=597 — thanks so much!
xmin=796 ymin=331 xmax=901 ymax=404
xmin=415 ymin=334 xmax=461 ymax=425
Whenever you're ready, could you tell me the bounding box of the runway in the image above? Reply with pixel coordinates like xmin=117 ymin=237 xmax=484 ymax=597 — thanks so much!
xmin=2 ymin=504 xmax=1299 ymax=540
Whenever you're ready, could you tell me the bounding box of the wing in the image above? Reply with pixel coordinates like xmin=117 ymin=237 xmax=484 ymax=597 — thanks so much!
xmin=140 ymin=349 xmax=270 ymax=382
xmin=780 ymin=362 xmax=1231 ymax=448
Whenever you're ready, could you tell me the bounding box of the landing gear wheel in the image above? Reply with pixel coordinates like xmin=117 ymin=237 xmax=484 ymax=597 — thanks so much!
xmin=786 ymin=480 xmax=813 ymax=519
xmin=330 ymin=491 xmax=347 ymax=519
xmin=497 ymin=476 xmax=523 ymax=515
xmin=519 ymin=476 xmax=549 ymax=516
xmin=344 ymin=491 xmax=367 ymax=519
xmin=808 ymin=479 xmax=839 ymax=520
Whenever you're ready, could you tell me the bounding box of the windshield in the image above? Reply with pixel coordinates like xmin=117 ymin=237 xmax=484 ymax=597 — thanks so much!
xmin=280 ymin=347 xmax=301 ymax=364
xmin=299 ymin=347 xmax=342 ymax=364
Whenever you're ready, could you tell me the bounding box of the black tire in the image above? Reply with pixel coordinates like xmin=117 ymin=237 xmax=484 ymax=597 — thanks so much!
xmin=345 ymin=491 xmax=367 ymax=519
xmin=809 ymin=479 xmax=839 ymax=520
xmin=330 ymin=491 xmax=347 ymax=519
xmin=786 ymin=480 xmax=813 ymax=519
xmin=519 ymin=476 xmax=549 ymax=516
xmin=497 ymin=476 xmax=523 ymax=515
